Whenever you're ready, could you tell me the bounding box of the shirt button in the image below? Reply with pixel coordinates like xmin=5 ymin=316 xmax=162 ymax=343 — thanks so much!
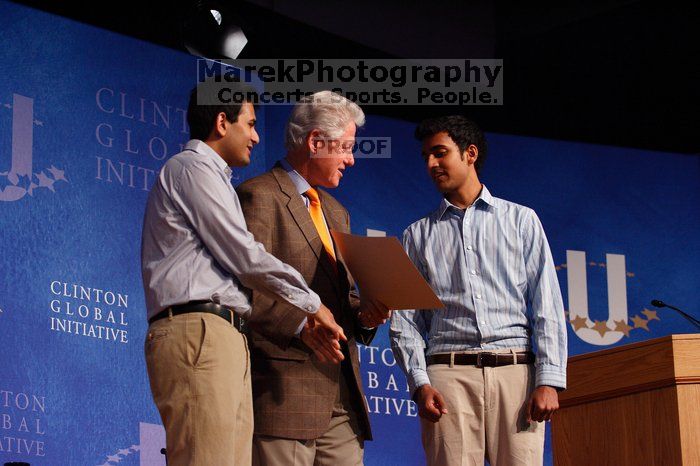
xmin=481 ymin=320 xmax=486 ymax=325
xmin=476 ymin=294 xmax=482 ymax=299
xmin=287 ymin=294 xmax=293 ymax=299
xmin=467 ymin=245 xmax=472 ymax=250
xmin=470 ymin=270 xmax=476 ymax=275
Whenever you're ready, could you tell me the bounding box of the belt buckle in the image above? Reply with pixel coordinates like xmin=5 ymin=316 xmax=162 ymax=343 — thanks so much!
xmin=476 ymin=352 xmax=495 ymax=368
xmin=235 ymin=315 xmax=247 ymax=333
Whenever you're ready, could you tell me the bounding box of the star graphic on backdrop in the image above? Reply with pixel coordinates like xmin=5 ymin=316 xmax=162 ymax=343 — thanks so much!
xmin=642 ymin=309 xmax=660 ymax=321
xmin=631 ymin=315 xmax=649 ymax=331
xmin=130 ymin=444 xmax=140 ymax=451
xmin=592 ymin=320 xmax=610 ymax=337
xmin=627 ymin=272 xmax=635 ymax=277
xmin=117 ymin=448 xmax=130 ymax=456
xmin=597 ymin=262 xmax=606 ymax=267
xmin=614 ymin=319 xmax=633 ymax=337
xmin=35 ymin=171 xmax=55 ymax=192
xmin=106 ymin=455 xmax=121 ymax=463
xmin=589 ymin=261 xmax=597 ymax=266
xmin=3 ymin=103 xmax=11 ymax=109
xmin=48 ymin=165 xmax=67 ymax=182
xmin=27 ymin=181 xmax=37 ymax=196
xmin=7 ymin=171 xmax=19 ymax=185
xmin=570 ymin=315 xmax=588 ymax=331
xmin=33 ymin=119 xmax=43 ymax=126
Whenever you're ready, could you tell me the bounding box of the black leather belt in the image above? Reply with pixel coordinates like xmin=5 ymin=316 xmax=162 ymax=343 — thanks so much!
xmin=427 ymin=351 xmax=534 ymax=368
xmin=149 ymin=300 xmax=245 ymax=331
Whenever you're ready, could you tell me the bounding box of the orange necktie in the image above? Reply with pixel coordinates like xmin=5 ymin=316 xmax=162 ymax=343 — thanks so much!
xmin=305 ymin=187 xmax=337 ymax=264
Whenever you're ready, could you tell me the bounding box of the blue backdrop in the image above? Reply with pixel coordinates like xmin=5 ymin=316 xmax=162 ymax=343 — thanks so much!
xmin=1 ymin=2 xmax=699 ymax=465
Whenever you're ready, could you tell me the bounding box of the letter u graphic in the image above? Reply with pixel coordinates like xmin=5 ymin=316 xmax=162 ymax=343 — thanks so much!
xmin=566 ymin=250 xmax=628 ymax=345
xmin=1 ymin=93 xmax=33 ymax=201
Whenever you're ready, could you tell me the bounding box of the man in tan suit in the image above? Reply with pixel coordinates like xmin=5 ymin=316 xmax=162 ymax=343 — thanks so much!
xmin=237 ymin=91 xmax=391 ymax=465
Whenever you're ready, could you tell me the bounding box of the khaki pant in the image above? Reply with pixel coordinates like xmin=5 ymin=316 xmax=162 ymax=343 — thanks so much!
xmin=252 ymin=365 xmax=364 ymax=466
xmin=252 ymin=412 xmax=364 ymax=466
xmin=145 ymin=312 xmax=253 ymax=466
xmin=421 ymin=351 xmax=544 ymax=466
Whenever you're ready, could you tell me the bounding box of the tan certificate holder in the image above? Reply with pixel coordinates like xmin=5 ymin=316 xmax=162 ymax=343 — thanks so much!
xmin=331 ymin=230 xmax=444 ymax=310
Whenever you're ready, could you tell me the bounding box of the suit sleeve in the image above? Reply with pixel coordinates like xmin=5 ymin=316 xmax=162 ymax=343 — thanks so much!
xmin=237 ymin=181 xmax=309 ymax=348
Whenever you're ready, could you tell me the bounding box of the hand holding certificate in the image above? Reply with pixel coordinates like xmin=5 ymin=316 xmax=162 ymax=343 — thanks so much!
xmin=331 ymin=231 xmax=444 ymax=310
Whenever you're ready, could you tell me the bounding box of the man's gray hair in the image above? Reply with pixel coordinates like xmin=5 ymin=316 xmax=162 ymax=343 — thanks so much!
xmin=285 ymin=91 xmax=365 ymax=151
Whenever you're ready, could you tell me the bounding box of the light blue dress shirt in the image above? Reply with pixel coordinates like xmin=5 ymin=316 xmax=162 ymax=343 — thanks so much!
xmin=279 ymin=158 xmax=312 ymax=206
xmin=141 ymin=140 xmax=321 ymax=321
xmin=390 ymin=186 xmax=567 ymax=394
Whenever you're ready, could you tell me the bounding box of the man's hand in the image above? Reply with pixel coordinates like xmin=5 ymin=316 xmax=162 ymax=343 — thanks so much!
xmin=527 ymin=385 xmax=559 ymax=422
xmin=300 ymin=321 xmax=344 ymax=364
xmin=309 ymin=303 xmax=347 ymax=342
xmin=358 ymin=298 xmax=392 ymax=328
xmin=415 ymin=384 xmax=448 ymax=423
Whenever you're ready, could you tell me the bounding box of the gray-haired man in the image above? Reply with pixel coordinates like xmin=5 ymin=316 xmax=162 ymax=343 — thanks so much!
xmin=237 ymin=91 xmax=391 ymax=465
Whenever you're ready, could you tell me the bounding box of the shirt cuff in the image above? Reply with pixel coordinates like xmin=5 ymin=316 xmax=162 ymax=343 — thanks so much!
xmin=408 ymin=370 xmax=431 ymax=398
xmin=291 ymin=289 xmax=321 ymax=315
xmin=535 ymin=363 xmax=567 ymax=390
xmin=294 ymin=317 xmax=307 ymax=337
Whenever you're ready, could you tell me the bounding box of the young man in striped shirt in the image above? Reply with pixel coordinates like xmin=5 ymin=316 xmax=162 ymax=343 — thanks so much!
xmin=390 ymin=115 xmax=567 ymax=466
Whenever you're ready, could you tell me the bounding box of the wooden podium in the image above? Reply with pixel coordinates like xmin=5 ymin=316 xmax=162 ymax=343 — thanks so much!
xmin=552 ymin=334 xmax=700 ymax=465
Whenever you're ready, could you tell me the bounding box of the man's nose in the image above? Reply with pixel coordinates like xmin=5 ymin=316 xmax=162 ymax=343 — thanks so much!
xmin=344 ymin=151 xmax=355 ymax=167
xmin=251 ymin=128 xmax=260 ymax=145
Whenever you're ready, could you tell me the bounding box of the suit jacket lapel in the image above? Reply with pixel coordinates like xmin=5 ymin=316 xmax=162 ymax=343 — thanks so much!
xmin=271 ymin=166 xmax=340 ymax=292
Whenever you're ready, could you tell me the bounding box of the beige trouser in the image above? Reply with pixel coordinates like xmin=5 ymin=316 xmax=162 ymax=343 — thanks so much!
xmin=252 ymin=365 xmax=364 ymax=466
xmin=421 ymin=350 xmax=544 ymax=466
xmin=145 ymin=312 xmax=253 ymax=466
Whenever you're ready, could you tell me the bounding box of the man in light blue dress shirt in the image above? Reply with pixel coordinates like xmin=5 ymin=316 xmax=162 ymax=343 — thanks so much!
xmin=142 ymin=80 xmax=345 ymax=465
xmin=390 ymin=115 xmax=567 ymax=466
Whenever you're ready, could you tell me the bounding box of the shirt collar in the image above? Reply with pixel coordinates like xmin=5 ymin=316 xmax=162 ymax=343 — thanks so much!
xmin=185 ymin=139 xmax=232 ymax=178
xmin=280 ymin=158 xmax=312 ymax=195
xmin=437 ymin=185 xmax=497 ymax=220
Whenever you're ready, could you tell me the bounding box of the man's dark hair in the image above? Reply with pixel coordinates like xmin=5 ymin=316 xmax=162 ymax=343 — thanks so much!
xmin=187 ymin=76 xmax=259 ymax=141
xmin=414 ymin=115 xmax=488 ymax=173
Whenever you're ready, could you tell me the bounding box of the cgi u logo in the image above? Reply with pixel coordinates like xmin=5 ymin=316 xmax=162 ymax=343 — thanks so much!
xmin=1 ymin=93 xmax=66 ymax=202
xmin=565 ymin=250 xmax=628 ymax=346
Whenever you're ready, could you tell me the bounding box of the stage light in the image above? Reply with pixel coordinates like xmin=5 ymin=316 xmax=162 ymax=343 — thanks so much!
xmin=182 ymin=1 xmax=248 ymax=59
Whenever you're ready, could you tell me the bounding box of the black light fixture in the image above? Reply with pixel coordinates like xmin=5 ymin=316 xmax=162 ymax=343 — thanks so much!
xmin=182 ymin=1 xmax=248 ymax=59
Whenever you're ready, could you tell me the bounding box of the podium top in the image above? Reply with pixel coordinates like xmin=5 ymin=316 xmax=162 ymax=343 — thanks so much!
xmin=569 ymin=333 xmax=699 ymax=362
xmin=560 ymin=334 xmax=700 ymax=407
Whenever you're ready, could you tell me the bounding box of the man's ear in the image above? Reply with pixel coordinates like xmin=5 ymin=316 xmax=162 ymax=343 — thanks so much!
xmin=306 ymin=129 xmax=322 ymax=154
xmin=211 ymin=112 xmax=228 ymax=139
xmin=464 ymin=144 xmax=479 ymax=166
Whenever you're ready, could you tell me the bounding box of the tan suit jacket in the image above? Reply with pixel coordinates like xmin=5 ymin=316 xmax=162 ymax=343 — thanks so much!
xmin=237 ymin=164 xmax=375 ymax=441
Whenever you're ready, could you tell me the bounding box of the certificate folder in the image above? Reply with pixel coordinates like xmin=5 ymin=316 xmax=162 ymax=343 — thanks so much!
xmin=331 ymin=231 xmax=444 ymax=310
